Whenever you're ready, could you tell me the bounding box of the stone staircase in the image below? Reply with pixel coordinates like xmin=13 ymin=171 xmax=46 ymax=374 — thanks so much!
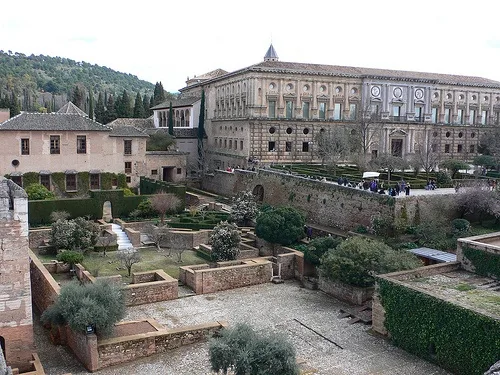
xmin=111 ymin=223 xmax=133 ymax=250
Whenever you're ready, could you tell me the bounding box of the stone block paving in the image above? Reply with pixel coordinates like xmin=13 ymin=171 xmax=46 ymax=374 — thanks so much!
xmin=34 ymin=281 xmax=450 ymax=375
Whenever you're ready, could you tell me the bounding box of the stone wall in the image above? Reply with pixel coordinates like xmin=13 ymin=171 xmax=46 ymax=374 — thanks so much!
xmin=202 ymin=169 xmax=395 ymax=231
xmin=124 ymin=227 xmax=141 ymax=247
xmin=28 ymin=228 xmax=51 ymax=249
xmin=97 ymin=322 xmax=226 ymax=370
xmin=319 ymin=277 xmax=375 ymax=305
xmin=64 ymin=325 xmax=98 ymax=372
xmin=124 ymin=270 xmax=178 ymax=306
xmin=42 ymin=261 xmax=70 ymax=274
xmin=457 ymin=233 xmax=500 ymax=274
xmin=180 ymin=260 xmax=272 ymax=294
xmin=74 ymin=264 xmax=96 ymax=284
xmin=29 ymin=250 xmax=60 ymax=313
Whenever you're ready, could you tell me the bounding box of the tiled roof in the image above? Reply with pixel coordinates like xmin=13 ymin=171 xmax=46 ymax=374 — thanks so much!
xmin=249 ymin=61 xmax=500 ymax=88
xmin=183 ymin=60 xmax=500 ymax=89
xmin=0 ymin=112 xmax=111 ymax=131
xmin=108 ymin=124 xmax=149 ymax=138
xmin=151 ymin=97 xmax=201 ymax=110
xmin=195 ymin=68 xmax=229 ymax=80
xmin=145 ymin=127 xmax=198 ymax=138
xmin=107 ymin=118 xmax=154 ymax=130
xmin=57 ymin=102 xmax=88 ymax=116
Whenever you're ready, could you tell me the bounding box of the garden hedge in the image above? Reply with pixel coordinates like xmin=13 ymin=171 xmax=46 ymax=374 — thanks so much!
xmin=462 ymin=246 xmax=500 ymax=280
xmin=378 ymin=278 xmax=500 ymax=375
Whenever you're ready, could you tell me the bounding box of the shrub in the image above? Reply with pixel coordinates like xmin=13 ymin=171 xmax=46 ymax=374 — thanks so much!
xmin=320 ymin=237 xmax=422 ymax=287
xmin=210 ymin=221 xmax=241 ymax=261
xmin=451 ymin=218 xmax=470 ymax=236
xmin=135 ymin=199 xmax=155 ymax=218
xmin=209 ymin=323 xmax=299 ymax=375
xmin=255 ymin=206 xmax=305 ymax=247
xmin=56 ymin=250 xmax=84 ymax=267
xmin=49 ymin=210 xmax=70 ymax=222
xmin=302 ymin=236 xmax=342 ymax=266
xmin=25 ymin=183 xmax=55 ymax=200
xmin=122 ymin=188 xmax=135 ymax=196
xmin=51 ymin=217 xmax=100 ymax=251
xmin=41 ymin=279 xmax=125 ymax=337
xmin=230 ymin=190 xmax=258 ymax=226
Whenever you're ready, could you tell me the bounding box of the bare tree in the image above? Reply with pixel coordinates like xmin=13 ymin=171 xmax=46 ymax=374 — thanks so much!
xmin=169 ymin=231 xmax=187 ymax=263
xmin=314 ymin=126 xmax=351 ymax=176
xmin=98 ymin=229 xmax=115 ymax=257
xmin=349 ymin=104 xmax=381 ymax=170
xmin=117 ymin=247 xmax=141 ymax=277
xmin=370 ymin=153 xmax=409 ymax=183
xmin=144 ymin=223 xmax=170 ymax=254
xmin=150 ymin=192 xmax=181 ymax=225
xmin=409 ymin=129 xmax=441 ymax=180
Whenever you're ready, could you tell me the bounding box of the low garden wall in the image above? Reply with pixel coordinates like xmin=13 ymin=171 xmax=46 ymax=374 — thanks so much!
xmin=319 ymin=276 xmax=374 ymax=305
xmin=124 ymin=270 xmax=178 ymax=306
xmin=457 ymin=234 xmax=500 ymax=279
xmin=29 ymin=250 xmax=60 ymax=313
xmin=97 ymin=321 xmax=227 ymax=370
xmin=179 ymin=260 xmax=272 ymax=294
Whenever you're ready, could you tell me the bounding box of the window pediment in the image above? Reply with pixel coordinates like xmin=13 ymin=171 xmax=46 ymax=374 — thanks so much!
xmin=389 ymin=128 xmax=407 ymax=136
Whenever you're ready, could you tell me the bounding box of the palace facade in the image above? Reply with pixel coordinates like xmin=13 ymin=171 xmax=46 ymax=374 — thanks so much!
xmin=177 ymin=45 xmax=500 ymax=170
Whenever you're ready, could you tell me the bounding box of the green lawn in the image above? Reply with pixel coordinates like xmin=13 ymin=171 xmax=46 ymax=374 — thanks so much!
xmin=35 ymin=248 xmax=207 ymax=282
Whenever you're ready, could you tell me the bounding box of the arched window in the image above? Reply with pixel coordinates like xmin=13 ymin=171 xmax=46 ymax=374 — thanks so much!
xmin=181 ymin=111 xmax=185 ymax=127
xmin=186 ymin=109 xmax=190 ymax=127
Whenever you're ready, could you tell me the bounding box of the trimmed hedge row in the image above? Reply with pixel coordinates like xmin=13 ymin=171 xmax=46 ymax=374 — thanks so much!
xmin=140 ymin=177 xmax=186 ymax=197
xmin=463 ymin=246 xmax=500 ymax=280
xmin=378 ymin=278 xmax=500 ymax=375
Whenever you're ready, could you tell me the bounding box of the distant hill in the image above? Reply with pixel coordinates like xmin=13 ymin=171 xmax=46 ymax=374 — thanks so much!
xmin=0 ymin=50 xmax=158 ymax=112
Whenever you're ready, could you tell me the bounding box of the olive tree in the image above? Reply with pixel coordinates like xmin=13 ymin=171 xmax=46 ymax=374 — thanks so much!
xmin=41 ymin=279 xmax=125 ymax=337
xmin=209 ymin=323 xmax=299 ymax=375
xmin=117 ymin=247 xmax=141 ymax=277
xmin=255 ymin=206 xmax=305 ymax=249
xmin=50 ymin=217 xmax=100 ymax=251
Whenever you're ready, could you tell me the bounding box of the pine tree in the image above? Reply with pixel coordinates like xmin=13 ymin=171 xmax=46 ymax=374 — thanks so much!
xmin=133 ymin=92 xmax=144 ymax=118
xmin=72 ymin=83 xmax=86 ymax=109
xmin=88 ymin=89 xmax=94 ymax=120
xmin=168 ymin=102 xmax=174 ymax=136
xmin=142 ymin=94 xmax=150 ymax=117
xmin=95 ymin=92 xmax=105 ymax=123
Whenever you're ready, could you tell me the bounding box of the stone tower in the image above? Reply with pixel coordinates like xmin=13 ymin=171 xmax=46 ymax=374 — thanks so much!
xmin=0 ymin=177 xmax=33 ymax=372
xmin=264 ymin=44 xmax=279 ymax=61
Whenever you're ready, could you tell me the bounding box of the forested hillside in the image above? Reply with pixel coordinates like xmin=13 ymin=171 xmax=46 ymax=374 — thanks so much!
xmin=0 ymin=50 xmax=175 ymax=122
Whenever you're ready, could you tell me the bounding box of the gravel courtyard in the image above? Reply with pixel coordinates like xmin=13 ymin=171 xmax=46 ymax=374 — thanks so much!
xmin=35 ymin=281 xmax=450 ymax=375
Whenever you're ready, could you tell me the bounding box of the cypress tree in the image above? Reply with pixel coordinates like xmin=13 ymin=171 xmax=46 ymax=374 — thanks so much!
xmin=95 ymin=92 xmax=105 ymax=123
xmin=10 ymin=92 xmax=20 ymax=117
xmin=133 ymin=92 xmax=144 ymax=118
xmin=88 ymin=90 xmax=94 ymax=120
xmin=197 ymin=90 xmax=206 ymax=174
xmin=153 ymin=81 xmax=166 ymax=105
xmin=103 ymin=95 xmax=117 ymax=124
xmin=168 ymin=102 xmax=174 ymax=136
xmin=142 ymin=94 xmax=150 ymax=117
xmin=149 ymin=95 xmax=154 ymax=114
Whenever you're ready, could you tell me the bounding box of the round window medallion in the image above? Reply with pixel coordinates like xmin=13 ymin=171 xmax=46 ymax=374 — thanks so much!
xmin=415 ymin=89 xmax=424 ymax=99
xmin=11 ymin=159 xmax=19 ymax=167
xmin=269 ymin=127 xmax=276 ymax=134
xmin=269 ymin=83 xmax=275 ymax=90
xmin=286 ymin=83 xmax=293 ymax=91
xmin=286 ymin=127 xmax=293 ymax=134
xmin=472 ymin=95 xmax=477 ymax=100
xmin=471 ymin=132 xmax=476 ymax=138
xmin=433 ymin=131 xmax=438 ymax=137
xmin=303 ymin=128 xmax=310 ymax=135
xmin=320 ymin=85 xmax=327 ymax=93
xmin=371 ymin=86 xmax=380 ymax=97
xmin=446 ymin=131 xmax=451 ymax=138
xmin=458 ymin=132 xmax=463 ymax=138
xmin=351 ymin=88 xmax=358 ymax=94
xmin=394 ymin=87 xmax=403 ymax=98
xmin=433 ymin=92 xmax=439 ymax=99
xmin=484 ymin=96 xmax=489 ymax=101
xmin=303 ymin=85 xmax=309 ymax=92
xmin=320 ymin=128 xmax=325 ymax=133
xmin=459 ymin=94 xmax=464 ymax=100
xmin=446 ymin=93 xmax=452 ymax=100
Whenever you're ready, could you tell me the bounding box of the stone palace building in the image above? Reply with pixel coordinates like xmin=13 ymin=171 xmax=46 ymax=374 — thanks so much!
xmin=171 ymin=45 xmax=500 ymax=170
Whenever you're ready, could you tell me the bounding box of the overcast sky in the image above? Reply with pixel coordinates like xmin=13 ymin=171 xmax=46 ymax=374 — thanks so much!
xmin=2 ymin=0 xmax=500 ymax=93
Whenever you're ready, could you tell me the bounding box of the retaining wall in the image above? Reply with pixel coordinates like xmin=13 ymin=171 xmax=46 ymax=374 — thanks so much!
xmin=319 ymin=277 xmax=374 ymax=305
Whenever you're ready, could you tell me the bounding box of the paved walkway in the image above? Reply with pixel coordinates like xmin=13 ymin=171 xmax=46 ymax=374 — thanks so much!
xmin=35 ymin=281 xmax=450 ymax=375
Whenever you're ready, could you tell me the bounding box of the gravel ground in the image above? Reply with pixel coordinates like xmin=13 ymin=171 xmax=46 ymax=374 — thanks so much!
xmin=35 ymin=281 xmax=450 ymax=375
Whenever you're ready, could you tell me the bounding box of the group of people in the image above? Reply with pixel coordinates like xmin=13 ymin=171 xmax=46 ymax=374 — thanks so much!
xmin=354 ymin=178 xmax=411 ymax=196
xmin=425 ymin=179 xmax=437 ymax=190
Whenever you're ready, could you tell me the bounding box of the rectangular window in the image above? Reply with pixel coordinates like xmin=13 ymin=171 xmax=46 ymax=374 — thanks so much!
xmin=481 ymin=110 xmax=488 ymax=125
xmin=371 ymin=104 xmax=380 ymax=120
xmin=126 ymin=176 xmax=131 ymax=183
xmin=151 ymin=169 xmax=158 ymax=175
xmin=415 ymin=106 xmax=423 ymax=122
xmin=302 ymin=102 xmax=310 ymax=119
xmin=229 ymin=140 xmax=232 ymax=149
xmin=444 ymin=108 xmax=451 ymax=124
xmin=457 ymin=144 xmax=463 ymax=153
xmin=66 ymin=174 xmax=77 ymax=191
xmin=302 ymin=142 xmax=309 ymax=152
xmin=50 ymin=135 xmax=60 ymax=154
xmin=40 ymin=175 xmax=50 ymax=190
xmin=285 ymin=100 xmax=293 ymax=119
xmin=319 ymin=102 xmax=326 ymax=119
xmin=469 ymin=109 xmax=476 ymax=125
xmin=431 ymin=143 xmax=438 ymax=152
xmin=495 ymin=111 xmax=500 ymax=125
xmin=444 ymin=144 xmax=450 ymax=153
xmin=457 ymin=109 xmax=464 ymax=124
xmin=224 ymin=139 xmax=227 ymax=148
xmin=90 ymin=174 xmax=100 ymax=190
xmin=11 ymin=175 xmax=22 ymax=187
xmin=234 ymin=140 xmax=237 ymax=150
xmin=219 ymin=139 xmax=222 ymax=148
xmin=469 ymin=144 xmax=475 ymax=153
xmin=431 ymin=107 xmax=438 ymax=123
xmin=124 ymin=161 xmax=132 ymax=174
xmin=333 ymin=103 xmax=342 ymax=120
xmin=124 ymin=140 xmax=132 ymax=155
xmin=240 ymin=140 xmax=244 ymax=150
xmin=177 ymin=168 xmax=182 ymax=174
xmin=77 ymin=135 xmax=87 ymax=154
xmin=268 ymin=141 xmax=276 ymax=151
xmin=349 ymin=104 xmax=357 ymax=120
xmin=21 ymin=138 xmax=29 ymax=155
xmin=392 ymin=105 xmax=401 ymax=120
xmin=268 ymin=101 xmax=276 ymax=118
xmin=371 ymin=150 xmax=378 ymax=159
xmin=285 ymin=141 xmax=292 ymax=152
